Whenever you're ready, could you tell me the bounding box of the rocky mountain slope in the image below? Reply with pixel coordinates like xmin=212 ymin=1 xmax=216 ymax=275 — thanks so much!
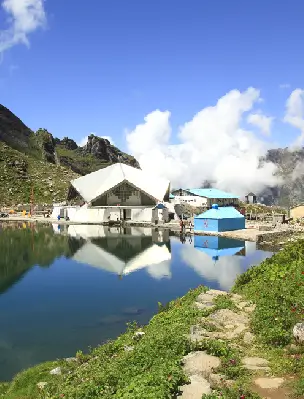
xmin=259 ymin=148 xmax=304 ymax=207
xmin=0 ymin=105 xmax=139 ymax=205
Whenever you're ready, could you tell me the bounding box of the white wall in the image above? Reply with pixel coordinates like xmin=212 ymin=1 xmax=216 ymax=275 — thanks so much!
xmin=172 ymin=195 xmax=207 ymax=207
xmin=52 ymin=206 xmax=160 ymax=223
xmin=131 ymin=207 xmax=154 ymax=222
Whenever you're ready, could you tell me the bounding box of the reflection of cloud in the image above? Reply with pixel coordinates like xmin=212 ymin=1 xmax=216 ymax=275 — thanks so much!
xmin=147 ymin=260 xmax=171 ymax=280
xmin=245 ymin=241 xmax=256 ymax=255
xmin=180 ymin=245 xmax=244 ymax=291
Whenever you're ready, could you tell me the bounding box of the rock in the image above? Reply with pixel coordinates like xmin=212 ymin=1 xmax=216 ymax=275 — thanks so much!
xmin=293 ymin=323 xmax=304 ymax=343
xmin=243 ymin=332 xmax=255 ymax=344
xmin=182 ymin=351 xmax=221 ymax=377
xmin=254 ymin=377 xmax=284 ymax=389
xmin=208 ymin=309 xmax=249 ymax=326
xmin=50 ymin=366 xmax=62 ymax=375
xmin=180 ymin=374 xmax=211 ymax=398
xmin=244 ymin=304 xmax=256 ymax=313
xmin=65 ymin=357 xmax=77 ymax=362
xmin=208 ymin=373 xmax=227 ymax=388
xmin=124 ymin=345 xmax=134 ymax=352
xmin=194 ymin=302 xmax=214 ymax=311
xmin=133 ymin=331 xmax=145 ymax=340
xmin=242 ymin=357 xmax=270 ymax=371
xmin=37 ymin=382 xmax=48 ymax=389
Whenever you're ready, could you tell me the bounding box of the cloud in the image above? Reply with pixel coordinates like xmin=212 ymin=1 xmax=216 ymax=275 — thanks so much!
xmin=247 ymin=111 xmax=274 ymax=136
xmin=279 ymin=83 xmax=291 ymax=89
xmin=78 ymin=134 xmax=115 ymax=147
xmin=0 ymin=0 xmax=46 ymax=54
xmin=126 ymin=88 xmax=279 ymax=196
xmin=283 ymin=88 xmax=304 ymax=148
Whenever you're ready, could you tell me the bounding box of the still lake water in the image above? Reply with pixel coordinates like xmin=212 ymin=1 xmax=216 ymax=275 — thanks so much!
xmin=0 ymin=222 xmax=273 ymax=381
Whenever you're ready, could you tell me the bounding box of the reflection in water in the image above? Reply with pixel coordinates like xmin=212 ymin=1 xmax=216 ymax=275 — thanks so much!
xmin=72 ymin=227 xmax=172 ymax=279
xmin=0 ymin=222 xmax=273 ymax=381
xmin=0 ymin=222 xmax=83 ymax=294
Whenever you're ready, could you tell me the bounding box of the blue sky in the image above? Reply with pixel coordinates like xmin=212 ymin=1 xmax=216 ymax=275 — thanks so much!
xmin=0 ymin=0 xmax=304 ymax=178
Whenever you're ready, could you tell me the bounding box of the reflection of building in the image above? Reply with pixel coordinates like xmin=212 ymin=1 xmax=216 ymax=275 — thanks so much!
xmin=70 ymin=226 xmax=172 ymax=279
xmin=194 ymin=204 xmax=245 ymax=232
xmin=194 ymin=235 xmax=245 ymax=262
xmin=170 ymin=188 xmax=239 ymax=208
xmin=52 ymin=163 xmax=171 ymax=223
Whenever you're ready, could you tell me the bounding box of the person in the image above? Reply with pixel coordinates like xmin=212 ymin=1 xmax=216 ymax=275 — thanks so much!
xmin=189 ymin=220 xmax=193 ymax=230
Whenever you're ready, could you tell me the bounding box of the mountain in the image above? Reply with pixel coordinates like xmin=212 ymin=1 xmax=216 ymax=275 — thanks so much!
xmin=0 ymin=105 xmax=139 ymax=205
xmin=259 ymin=148 xmax=304 ymax=207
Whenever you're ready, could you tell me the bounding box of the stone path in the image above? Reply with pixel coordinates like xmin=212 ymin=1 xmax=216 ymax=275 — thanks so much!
xmin=178 ymin=289 xmax=290 ymax=399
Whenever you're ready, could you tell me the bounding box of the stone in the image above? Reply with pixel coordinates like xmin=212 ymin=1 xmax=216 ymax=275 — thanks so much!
xmin=231 ymin=293 xmax=243 ymax=302
xmin=243 ymin=332 xmax=255 ymax=344
xmin=254 ymin=377 xmax=285 ymax=389
xmin=208 ymin=309 xmax=249 ymax=325
xmin=37 ymin=382 xmax=48 ymax=389
xmin=194 ymin=301 xmax=214 ymax=310
xmin=244 ymin=304 xmax=256 ymax=313
xmin=242 ymin=357 xmax=269 ymax=367
xmin=50 ymin=366 xmax=62 ymax=375
xmin=124 ymin=345 xmax=134 ymax=352
xmin=133 ymin=331 xmax=145 ymax=340
xmin=236 ymin=301 xmax=250 ymax=309
xmin=293 ymin=323 xmax=304 ymax=343
xmin=182 ymin=351 xmax=221 ymax=377
xmin=180 ymin=374 xmax=211 ymax=398
xmin=65 ymin=357 xmax=77 ymax=362
xmin=208 ymin=373 xmax=227 ymax=388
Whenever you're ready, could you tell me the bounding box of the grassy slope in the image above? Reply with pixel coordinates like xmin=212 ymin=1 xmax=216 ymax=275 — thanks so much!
xmin=1 ymin=241 xmax=303 ymax=398
xmin=0 ymin=142 xmax=79 ymax=205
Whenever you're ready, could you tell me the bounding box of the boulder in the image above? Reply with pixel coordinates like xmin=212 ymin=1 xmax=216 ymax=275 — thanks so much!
xmin=293 ymin=323 xmax=304 ymax=343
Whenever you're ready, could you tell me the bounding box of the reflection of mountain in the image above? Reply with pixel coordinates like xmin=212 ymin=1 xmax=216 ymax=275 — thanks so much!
xmin=70 ymin=226 xmax=172 ymax=279
xmin=0 ymin=223 xmax=83 ymax=294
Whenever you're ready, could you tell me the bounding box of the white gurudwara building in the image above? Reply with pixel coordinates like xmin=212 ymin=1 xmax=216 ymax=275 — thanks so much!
xmin=52 ymin=163 xmax=172 ymax=223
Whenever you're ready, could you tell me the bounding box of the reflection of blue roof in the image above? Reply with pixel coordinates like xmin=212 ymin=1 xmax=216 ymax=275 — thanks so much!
xmin=195 ymin=206 xmax=244 ymax=220
xmin=194 ymin=236 xmax=245 ymax=258
xmin=187 ymin=188 xmax=239 ymax=199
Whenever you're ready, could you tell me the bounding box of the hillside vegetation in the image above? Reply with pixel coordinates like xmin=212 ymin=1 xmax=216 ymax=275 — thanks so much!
xmin=0 ymin=105 xmax=139 ymax=205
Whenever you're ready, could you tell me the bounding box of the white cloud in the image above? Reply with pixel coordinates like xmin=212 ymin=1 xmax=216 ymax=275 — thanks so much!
xmin=126 ymin=88 xmax=279 ymax=196
xmin=247 ymin=111 xmax=274 ymax=136
xmin=279 ymin=83 xmax=291 ymax=89
xmin=0 ymin=0 xmax=46 ymax=53
xmin=78 ymin=134 xmax=115 ymax=147
xmin=283 ymin=88 xmax=304 ymax=148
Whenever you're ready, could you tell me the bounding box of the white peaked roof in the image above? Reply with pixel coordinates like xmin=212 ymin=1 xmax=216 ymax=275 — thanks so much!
xmin=71 ymin=163 xmax=170 ymax=203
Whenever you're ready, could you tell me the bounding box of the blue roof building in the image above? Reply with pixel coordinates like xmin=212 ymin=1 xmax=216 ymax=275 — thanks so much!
xmin=185 ymin=188 xmax=239 ymax=199
xmin=194 ymin=204 xmax=245 ymax=232
xmin=194 ymin=235 xmax=245 ymax=262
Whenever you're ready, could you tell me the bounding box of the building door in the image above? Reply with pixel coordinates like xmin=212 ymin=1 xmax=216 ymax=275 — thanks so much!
xmin=123 ymin=209 xmax=131 ymax=220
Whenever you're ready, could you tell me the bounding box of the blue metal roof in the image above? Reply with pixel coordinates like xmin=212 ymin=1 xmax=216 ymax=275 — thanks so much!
xmin=195 ymin=206 xmax=244 ymax=220
xmin=169 ymin=193 xmax=175 ymax=199
xmin=186 ymin=188 xmax=239 ymax=199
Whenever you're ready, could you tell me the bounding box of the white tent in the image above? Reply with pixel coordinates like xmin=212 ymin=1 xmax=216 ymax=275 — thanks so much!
xmin=70 ymin=163 xmax=170 ymax=203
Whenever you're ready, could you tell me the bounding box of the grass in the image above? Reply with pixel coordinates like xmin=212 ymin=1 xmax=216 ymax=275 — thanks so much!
xmin=232 ymin=239 xmax=304 ymax=397
xmin=0 ymin=142 xmax=79 ymax=205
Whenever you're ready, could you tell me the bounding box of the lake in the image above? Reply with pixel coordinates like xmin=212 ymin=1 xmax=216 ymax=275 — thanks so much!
xmin=0 ymin=222 xmax=273 ymax=381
